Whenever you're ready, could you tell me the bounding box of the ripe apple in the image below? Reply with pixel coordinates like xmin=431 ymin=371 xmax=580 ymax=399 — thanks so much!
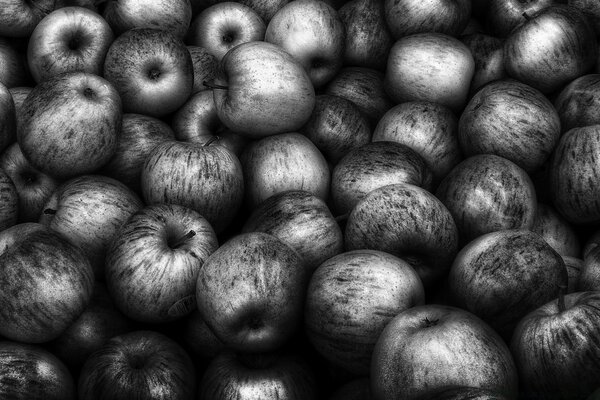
xmin=553 ymin=73 xmax=600 ymax=132
xmin=511 ymin=291 xmax=600 ymax=399
xmin=0 ymin=167 xmax=17 ymax=231
xmin=372 ymin=100 xmax=462 ymax=185
xmin=459 ymin=79 xmax=560 ymax=173
xmin=106 ymin=203 xmax=219 ymax=323
xmin=0 ymin=0 xmax=55 ymax=37
xmin=485 ymin=0 xmax=558 ymax=37
xmin=102 ymin=0 xmax=192 ymax=39
xmin=78 ymin=330 xmax=196 ymax=400
xmin=331 ymin=141 xmax=433 ymax=216
xmin=0 ymin=224 xmax=94 ymax=343
xmin=461 ymin=32 xmax=507 ymax=95
xmin=27 ymin=6 xmax=114 ymax=84
xmin=0 ymin=142 xmax=59 ymax=222
xmin=305 ymin=249 xmax=425 ymax=375
xmin=141 ymin=140 xmax=244 ymax=234
xmin=0 ymin=82 xmax=15 ymax=155
xmin=103 ymin=28 xmax=193 ymax=118
xmin=345 ymin=182 xmax=459 ymax=287
xmin=0 ymin=38 xmax=28 ymax=88
xmin=531 ymin=202 xmax=581 ymax=258
xmin=447 ymin=229 xmax=568 ymax=340
xmin=196 ymin=232 xmax=308 ymax=353
xmin=0 ymin=341 xmax=76 ymax=399
xmin=436 ymin=155 xmax=537 ymax=244
xmin=187 ymin=45 xmax=218 ymax=94
xmin=210 ymin=40 xmax=315 ymax=139
xmin=18 ymin=71 xmax=122 ymax=179
xmin=39 ymin=174 xmax=144 ymax=278
xmin=371 ymin=304 xmax=518 ymax=400
xmin=240 ymin=132 xmax=330 ymax=209
xmin=188 ymin=2 xmax=266 ymax=62
xmin=385 ymin=32 xmax=475 ymax=112
xmin=242 ymin=190 xmax=343 ymax=271
xmin=504 ymin=4 xmax=598 ymax=94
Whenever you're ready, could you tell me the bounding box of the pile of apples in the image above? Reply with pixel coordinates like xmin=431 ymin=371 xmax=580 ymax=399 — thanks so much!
xmin=2 ymin=0 xmax=600 ymax=398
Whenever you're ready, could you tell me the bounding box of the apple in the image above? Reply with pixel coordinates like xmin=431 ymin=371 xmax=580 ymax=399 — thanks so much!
xmin=435 ymin=154 xmax=537 ymax=245
xmin=0 ymin=341 xmax=76 ymax=399
xmin=17 ymin=71 xmax=122 ymax=179
xmin=459 ymin=79 xmax=561 ymax=173
xmin=0 ymin=0 xmax=55 ymax=37
xmin=460 ymin=32 xmax=507 ymax=95
xmin=27 ymin=6 xmax=114 ymax=84
xmin=106 ymin=203 xmax=219 ymax=323
xmin=0 ymin=142 xmax=60 ymax=222
xmin=0 ymin=37 xmax=28 ymax=88
xmin=103 ymin=28 xmax=193 ymax=118
xmin=265 ymin=0 xmax=345 ymax=88
xmin=141 ymin=139 xmax=244 ymax=234
xmin=102 ymin=0 xmax=192 ymax=39
xmin=550 ymin=124 xmax=600 ymax=225
xmin=531 ymin=202 xmax=581 ymax=258
xmin=0 ymin=167 xmax=18 ymax=231
xmin=345 ymin=182 xmax=459 ymax=287
xmin=181 ymin=310 xmax=225 ymax=359
xmin=554 ymin=73 xmax=600 ymax=132
xmin=188 ymin=2 xmax=266 ymax=62
xmin=331 ymin=141 xmax=433 ymax=216
xmin=242 ymin=190 xmax=343 ymax=271
xmin=210 ymin=40 xmax=315 ymax=139
xmin=300 ymin=94 xmax=371 ymax=166
xmin=305 ymin=249 xmax=425 ymax=375
xmin=0 ymin=224 xmax=94 ymax=343
xmin=78 ymin=330 xmax=196 ymax=400
xmin=187 ymin=45 xmax=218 ymax=93
xmin=485 ymin=0 xmax=558 ymax=37
xmin=371 ymin=304 xmax=518 ymax=400
xmin=196 ymin=232 xmax=308 ymax=353
xmin=233 ymin=0 xmax=291 ymax=23
xmin=198 ymin=350 xmax=318 ymax=399
xmin=447 ymin=229 xmax=568 ymax=340
xmin=569 ymin=0 xmax=600 ymax=36
xmin=384 ymin=33 xmax=475 ymax=112
xmin=372 ymin=100 xmax=462 ymax=185
xmin=101 ymin=113 xmax=175 ymax=194
xmin=384 ymin=0 xmax=471 ymax=39
xmin=504 ymin=4 xmax=598 ymax=94
xmin=0 ymin=82 xmax=15 ymax=154
xmin=511 ymin=291 xmax=600 ymax=399
xmin=39 ymin=174 xmax=144 ymax=278
xmin=240 ymin=132 xmax=330 ymax=209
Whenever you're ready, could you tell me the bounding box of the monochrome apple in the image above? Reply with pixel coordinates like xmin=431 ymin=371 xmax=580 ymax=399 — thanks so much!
xmin=187 ymin=45 xmax=218 ymax=94
xmin=233 ymin=0 xmax=291 ymax=23
xmin=461 ymin=32 xmax=507 ymax=95
xmin=553 ymin=73 xmax=600 ymax=132
xmin=569 ymin=0 xmax=600 ymax=35
xmin=485 ymin=0 xmax=557 ymax=37
xmin=0 ymin=0 xmax=55 ymax=37
xmin=531 ymin=202 xmax=581 ymax=258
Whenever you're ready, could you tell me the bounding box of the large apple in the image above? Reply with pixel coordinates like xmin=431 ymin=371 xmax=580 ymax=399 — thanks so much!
xmin=553 ymin=73 xmax=600 ymax=132
xmin=0 ymin=0 xmax=55 ymax=37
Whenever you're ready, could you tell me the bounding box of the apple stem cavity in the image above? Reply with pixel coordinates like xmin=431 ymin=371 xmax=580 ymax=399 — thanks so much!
xmin=170 ymin=230 xmax=196 ymax=249
xmin=203 ymin=80 xmax=228 ymax=90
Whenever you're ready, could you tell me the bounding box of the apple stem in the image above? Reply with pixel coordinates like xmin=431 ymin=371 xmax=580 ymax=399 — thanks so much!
xmin=204 ymin=136 xmax=221 ymax=147
xmin=43 ymin=208 xmax=56 ymax=215
xmin=171 ymin=230 xmax=196 ymax=249
xmin=522 ymin=11 xmax=531 ymax=21
xmin=203 ymin=80 xmax=228 ymax=90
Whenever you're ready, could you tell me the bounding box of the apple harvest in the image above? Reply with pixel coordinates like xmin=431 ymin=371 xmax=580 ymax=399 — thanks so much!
xmin=1 ymin=0 xmax=600 ymax=399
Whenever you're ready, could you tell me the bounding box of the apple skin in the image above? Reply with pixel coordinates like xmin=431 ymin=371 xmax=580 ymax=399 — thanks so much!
xmin=0 ymin=142 xmax=60 ymax=222
xmin=141 ymin=140 xmax=245 ymax=234
xmin=187 ymin=45 xmax=218 ymax=94
xmin=102 ymin=0 xmax=192 ymax=39
xmin=485 ymin=0 xmax=558 ymax=37
xmin=240 ymin=132 xmax=330 ymax=210
xmin=345 ymin=182 xmax=459 ymax=287
xmin=569 ymin=0 xmax=600 ymax=36
xmin=338 ymin=0 xmax=393 ymax=71
xmin=265 ymin=0 xmax=345 ymax=88
xmin=27 ymin=6 xmax=115 ymax=84
xmin=304 ymin=249 xmax=425 ymax=375
xmin=300 ymin=94 xmax=371 ymax=166
xmin=242 ymin=190 xmax=343 ymax=272
xmin=7 ymin=86 xmax=30 ymax=133
xmin=233 ymin=0 xmax=291 ymax=23
xmin=101 ymin=113 xmax=175 ymax=195
xmin=385 ymin=33 xmax=475 ymax=113
xmin=550 ymin=125 xmax=600 ymax=225
xmin=460 ymin=33 xmax=507 ymax=96
xmin=78 ymin=330 xmax=196 ymax=400
xmin=39 ymin=174 xmax=144 ymax=278
xmin=435 ymin=154 xmax=537 ymax=245
xmin=372 ymin=100 xmax=462 ymax=185
xmin=105 ymin=203 xmax=219 ymax=323
xmin=0 ymin=167 xmax=18 ymax=231
xmin=212 ymin=41 xmax=315 ymax=139
xmin=0 ymin=0 xmax=55 ymax=37
xmin=447 ymin=229 xmax=568 ymax=340
xmin=0 ymin=224 xmax=95 ymax=343
xmin=17 ymin=71 xmax=122 ymax=179
xmin=554 ymin=73 xmax=600 ymax=132
xmin=0 ymin=38 xmax=28 ymax=88
xmin=198 ymin=350 xmax=318 ymax=400
xmin=510 ymin=291 xmax=600 ymax=400
xmin=0 ymin=341 xmax=76 ymax=400
xmin=331 ymin=141 xmax=433 ymax=216
xmin=384 ymin=0 xmax=471 ymax=39
xmin=531 ymin=202 xmax=581 ymax=258
xmin=371 ymin=304 xmax=518 ymax=400
xmin=188 ymin=2 xmax=266 ymax=62
xmin=196 ymin=232 xmax=309 ymax=353
xmin=503 ymin=4 xmax=598 ymax=94
xmin=103 ymin=28 xmax=193 ymax=118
